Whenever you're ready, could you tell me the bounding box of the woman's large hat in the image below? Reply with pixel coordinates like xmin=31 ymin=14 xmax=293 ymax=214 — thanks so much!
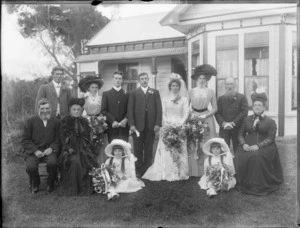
xmin=78 ymin=75 xmax=104 ymax=93
xmin=251 ymin=88 xmax=268 ymax=104
xmin=191 ymin=64 xmax=217 ymax=81
xmin=105 ymin=139 xmax=132 ymax=158
xmin=68 ymin=98 xmax=85 ymax=108
xmin=202 ymin=138 xmax=230 ymax=157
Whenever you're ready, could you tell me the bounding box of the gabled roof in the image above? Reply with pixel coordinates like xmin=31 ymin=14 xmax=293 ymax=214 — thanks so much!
xmin=86 ymin=12 xmax=185 ymax=47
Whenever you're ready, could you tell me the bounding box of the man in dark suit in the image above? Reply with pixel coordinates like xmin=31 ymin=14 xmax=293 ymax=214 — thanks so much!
xmin=22 ymin=98 xmax=60 ymax=193
xmin=127 ymin=72 xmax=162 ymax=177
xmin=215 ymin=77 xmax=248 ymax=153
xmin=35 ymin=66 xmax=72 ymax=120
xmin=101 ymin=71 xmax=129 ymax=143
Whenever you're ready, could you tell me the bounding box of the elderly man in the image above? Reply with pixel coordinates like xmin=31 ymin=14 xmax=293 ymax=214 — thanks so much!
xmin=35 ymin=66 xmax=72 ymax=119
xmin=22 ymin=98 xmax=60 ymax=193
xmin=215 ymin=77 xmax=248 ymax=153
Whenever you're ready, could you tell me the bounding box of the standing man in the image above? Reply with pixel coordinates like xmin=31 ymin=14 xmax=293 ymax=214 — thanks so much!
xmin=35 ymin=66 xmax=72 ymax=120
xmin=215 ymin=77 xmax=248 ymax=153
xmin=22 ymin=98 xmax=60 ymax=193
xmin=101 ymin=71 xmax=129 ymax=143
xmin=127 ymin=72 xmax=162 ymax=177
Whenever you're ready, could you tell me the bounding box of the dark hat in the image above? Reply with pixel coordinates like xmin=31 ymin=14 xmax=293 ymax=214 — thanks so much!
xmin=68 ymin=98 xmax=85 ymax=109
xmin=78 ymin=75 xmax=104 ymax=93
xmin=251 ymin=91 xmax=268 ymax=104
xmin=191 ymin=64 xmax=217 ymax=81
xmin=51 ymin=66 xmax=65 ymax=75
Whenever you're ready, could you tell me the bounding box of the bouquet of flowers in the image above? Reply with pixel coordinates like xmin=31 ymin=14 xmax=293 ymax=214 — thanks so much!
xmin=89 ymin=163 xmax=121 ymax=194
xmin=90 ymin=115 xmax=108 ymax=146
xmin=162 ymin=123 xmax=187 ymax=169
xmin=185 ymin=113 xmax=208 ymax=159
xmin=206 ymin=163 xmax=235 ymax=192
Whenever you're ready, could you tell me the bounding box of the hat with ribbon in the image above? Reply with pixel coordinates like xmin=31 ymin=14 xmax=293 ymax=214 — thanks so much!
xmin=191 ymin=64 xmax=217 ymax=81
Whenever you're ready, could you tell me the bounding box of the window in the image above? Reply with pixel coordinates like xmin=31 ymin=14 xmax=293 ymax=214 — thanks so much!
xmin=118 ymin=63 xmax=138 ymax=92
xmin=244 ymin=32 xmax=269 ymax=109
xmin=191 ymin=40 xmax=200 ymax=88
xmin=292 ymin=31 xmax=297 ymax=110
xmin=216 ymin=35 xmax=239 ymax=97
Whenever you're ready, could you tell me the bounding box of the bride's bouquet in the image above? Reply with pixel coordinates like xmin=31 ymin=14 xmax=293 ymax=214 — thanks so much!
xmin=89 ymin=163 xmax=121 ymax=194
xmin=162 ymin=123 xmax=187 ymax=169
xmin=186 ymin=113 xmax=208 ymax=159
xmin=206 ymin=163 xmax=235 ymax=192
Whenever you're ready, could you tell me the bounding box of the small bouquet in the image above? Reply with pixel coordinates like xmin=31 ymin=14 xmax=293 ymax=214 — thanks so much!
xmin=162 ymin=123 xmax=187 ymax=169
xmin=206 ymin=163 xmax=235 ymax=192
xmin=185 ymin=114 xmax=208 ymax=159
xmin=89 ymin=163 xmax=121 ymax=194
xmin=90 ymin=115 xmax=108 ymax=146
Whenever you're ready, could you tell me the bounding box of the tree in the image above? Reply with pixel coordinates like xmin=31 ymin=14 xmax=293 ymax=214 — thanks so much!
xmin=7 ymin=4 xmax=109 ymax=78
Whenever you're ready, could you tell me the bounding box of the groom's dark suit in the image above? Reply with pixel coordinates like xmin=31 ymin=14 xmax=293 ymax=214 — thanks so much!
xmin=215 ymin=92 xmax=248 ymax=153
xmin=127 ymin=87 xmax=162 ymax=176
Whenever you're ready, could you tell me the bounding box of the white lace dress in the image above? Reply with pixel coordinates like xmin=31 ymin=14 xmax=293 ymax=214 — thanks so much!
xmin=142 ymin=96 xmax=189 ymax=181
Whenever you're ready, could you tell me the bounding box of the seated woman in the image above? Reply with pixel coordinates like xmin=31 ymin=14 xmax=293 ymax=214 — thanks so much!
xmin=234 ymin=91 xmax=283 ymax=196
xmin=58 ymin=98 xmax=98 ymax=196
xmin=104 ymin=139 xmax=145 ymax=200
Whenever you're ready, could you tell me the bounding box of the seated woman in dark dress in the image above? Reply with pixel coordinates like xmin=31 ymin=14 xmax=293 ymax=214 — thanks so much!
xmin=234 ymin=91 xmax=283 ymax=196
xmin=59 ymin=98 xmax=98 ymax=196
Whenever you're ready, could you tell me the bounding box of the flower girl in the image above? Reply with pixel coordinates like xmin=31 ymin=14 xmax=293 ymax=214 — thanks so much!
xmin=198 ymin=138 xmax=236 ymax=197
xmin=104 ymin=139 xmax=145 ymax=200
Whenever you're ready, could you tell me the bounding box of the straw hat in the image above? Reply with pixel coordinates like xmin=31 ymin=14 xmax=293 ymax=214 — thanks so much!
xmin=105 ymin=139 xmax=132 ymax=158
xmin=202 ymin=138 xmax=230 ymax=157
xmin=78 ymin=75 xmax=104 ymax=93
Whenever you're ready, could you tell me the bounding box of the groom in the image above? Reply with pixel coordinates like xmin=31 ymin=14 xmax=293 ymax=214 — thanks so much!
xmin=127 ymin=72 xmax=162 ymax=177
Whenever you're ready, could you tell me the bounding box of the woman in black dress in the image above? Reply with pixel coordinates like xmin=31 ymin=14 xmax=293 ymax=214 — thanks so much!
xmin=59 ymin=98 xmax=98 ymax=196
xmin=234 ymin=91 xmax=283 ymax=196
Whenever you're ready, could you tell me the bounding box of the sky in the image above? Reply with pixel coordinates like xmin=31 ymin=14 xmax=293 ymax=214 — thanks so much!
xmin=1 ymin=4 xmax=176 ymax=80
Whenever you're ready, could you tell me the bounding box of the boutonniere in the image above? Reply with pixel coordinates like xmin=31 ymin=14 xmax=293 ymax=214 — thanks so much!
xmin=148 ymin=90 xmax=154 ymax=94
xmin=234 ymin=97 xmax=237 ymax=100
xmin=124 ymin=90 xmax=127 ymax=94
xmin=171 ymin=95 xmax=181 ymax=104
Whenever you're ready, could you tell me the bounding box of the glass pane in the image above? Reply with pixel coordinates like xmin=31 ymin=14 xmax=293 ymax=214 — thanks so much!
xmin=216 ymin=35 xmax=238 ymax=50
xmin=216 ymin=49 xmax=238 ymax=78
xmin=192 ymin=40 xmax=199 ymax=55
xmin=245 ymin=32 xmax=269 ymax=48
xmin=244 ymin=77 xmax=269 ymax=108
xmin=292 ymin=76 xmax=297 ymax=109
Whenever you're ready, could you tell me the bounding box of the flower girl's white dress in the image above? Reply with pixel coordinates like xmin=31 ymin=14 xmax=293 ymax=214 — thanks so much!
xmin=142 ymin=96 xmax=189 ymax=181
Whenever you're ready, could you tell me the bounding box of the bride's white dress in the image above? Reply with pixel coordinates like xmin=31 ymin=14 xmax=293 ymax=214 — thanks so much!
xmin=142 ymin=96 xmax=189 ymax=181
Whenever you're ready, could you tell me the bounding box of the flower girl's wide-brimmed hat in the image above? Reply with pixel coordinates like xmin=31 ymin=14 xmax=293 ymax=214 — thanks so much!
xmin=202 ymin=138 xmax=230 ymax=156
xmin=105 ymin=139 xmax=132 ymax=158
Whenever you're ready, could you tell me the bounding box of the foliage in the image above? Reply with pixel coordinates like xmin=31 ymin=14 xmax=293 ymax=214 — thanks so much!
xmin=7 ymin=4 xmax=109 ymax=77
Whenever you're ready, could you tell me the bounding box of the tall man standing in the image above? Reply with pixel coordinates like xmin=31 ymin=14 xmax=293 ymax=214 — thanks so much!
xmin=101 ymin=71 xmax=129 ymax=143
xmin=22 ymin=98 xmax=60 ymax=193
xmin=35 ymin=66 xmax=72 ymax=120
xmin=127 ymin=72 xmax=162 ymax=177
xmin=215 ymin=77 xmax=248 ymax=153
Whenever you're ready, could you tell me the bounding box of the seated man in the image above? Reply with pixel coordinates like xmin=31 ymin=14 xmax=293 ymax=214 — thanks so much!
xmin=21 ymin=98 xmax=60 ymax=193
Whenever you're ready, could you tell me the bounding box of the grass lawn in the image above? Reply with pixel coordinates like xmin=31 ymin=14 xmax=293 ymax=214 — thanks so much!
xmin=2 ymin=136 xmax=297 ymax=228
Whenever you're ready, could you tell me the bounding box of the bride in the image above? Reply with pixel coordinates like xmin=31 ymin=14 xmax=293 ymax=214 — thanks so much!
xmin=142 ymin=73 xmax=189 ymax=181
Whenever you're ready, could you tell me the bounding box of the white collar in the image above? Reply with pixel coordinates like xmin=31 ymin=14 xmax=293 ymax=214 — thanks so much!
xmin=141 ymin=86 xmax=149 ymax=93
xmin=113 ymin=86 xmax=122 ymax=92
xmin=53 ymin=80 xmax=61 ymax=87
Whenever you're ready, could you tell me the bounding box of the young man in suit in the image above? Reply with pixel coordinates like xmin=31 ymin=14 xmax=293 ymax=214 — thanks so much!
xmin=215 ymin=77 xmax=248 ymax=153
xmin=35 ymin=66 xmax=72 ymax=120
xmin=101 ymin=71 xmax=129 ymax=143
xmin=127 ymin=72 xmax=162 ymax=177
xmin=22 ymin=98 xmax=60 ymax=194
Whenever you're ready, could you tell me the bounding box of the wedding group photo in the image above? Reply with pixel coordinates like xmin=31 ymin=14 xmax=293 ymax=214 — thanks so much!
xmin=2 ymin=2 xmax=298 ymax=228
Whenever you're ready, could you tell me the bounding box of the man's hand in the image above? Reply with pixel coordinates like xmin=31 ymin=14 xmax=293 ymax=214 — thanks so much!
xmin=250 ymin=145 xmax=259 ymax=151
xmin=112 ymin=121 xmax=119 ymax=128
xmin=43 ymin=148 xmax=53 ymax=156
xmin=130 ymin=125 xmax=137 ymax=133
xmin=243 ymin=144 xmax=251 ymax=151
xmin=119 ymin=118 xmax=128 ymax=128
xmin=223 ymin=122 xmax=234 ymax=130
xmin=154 ymin=125 xmax=160 ymax=133
xmin=34 ymin=150 xmax=44 ymax=158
